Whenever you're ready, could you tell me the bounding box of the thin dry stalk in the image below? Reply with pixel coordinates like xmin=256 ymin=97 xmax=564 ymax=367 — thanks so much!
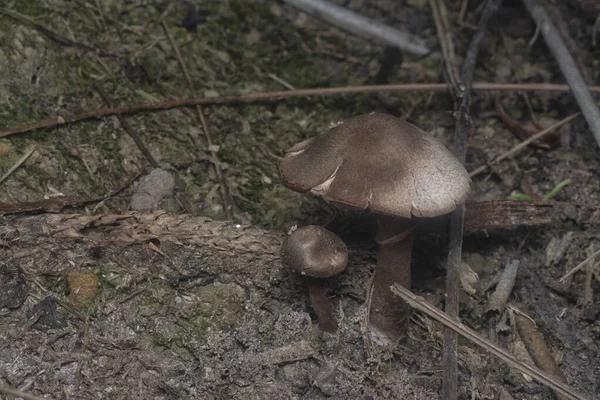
xmin=0 ymin=172 xmax=140 ymax=215
xmin=3 ymin=83 xmax=600 ymax=138
xmin=584 ymin=246 xmax=594 ymax=304
xmin=281 ymin=0 xmax=429 ymax=55
xmin=390 ymin=284 xmax=590 ymax=400
xmin=0 ymin=146 xmax=36 ymax=186
xmin=559 ymin=247 xmax=600 ymax=282
xmin=522 ymin=0 xmax=600 ymax=148
xmin=430 ymin=0 xmax=502 ymax=396
xmin=469 ymin=112 xmax=581 ymax=177
xmin=427 ymin=1 xmax=461 ymax=394
xmin=1 ymin=8 xmax=117 ymax=58
xmin=429 ymin=0 xmax=461 ymax=90
xmin=95 ymin=85 xmax=159 ymax=168
xmin=159 ymin=17 xmax=233 ymax=220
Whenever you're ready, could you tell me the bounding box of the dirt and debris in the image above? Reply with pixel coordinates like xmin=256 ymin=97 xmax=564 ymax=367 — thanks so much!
xmin=0 ymin=0 xmax=599 ymax=399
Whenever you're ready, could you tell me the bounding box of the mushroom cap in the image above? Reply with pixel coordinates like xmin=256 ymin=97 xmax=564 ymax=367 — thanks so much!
xmin=281 ymin=225 xmax=348 ymax=278
xmin=277 ymin=112 xmax=470 ymax=218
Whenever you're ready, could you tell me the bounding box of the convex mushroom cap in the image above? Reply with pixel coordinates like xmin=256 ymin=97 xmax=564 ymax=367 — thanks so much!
xmin=281 ymin=225 xmax=348 ymax=278
xmin=278 ymin=112 xmax=471 ymax=218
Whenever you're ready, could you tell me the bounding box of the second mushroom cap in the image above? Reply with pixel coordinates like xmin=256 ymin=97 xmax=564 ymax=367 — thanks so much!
xmin=281 ymin=225 xmax=348 ymax=278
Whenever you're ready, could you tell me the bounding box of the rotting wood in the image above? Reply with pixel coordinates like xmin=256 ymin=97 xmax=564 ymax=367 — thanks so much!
xmin=1 ymin=200 xmax=598 ymax=232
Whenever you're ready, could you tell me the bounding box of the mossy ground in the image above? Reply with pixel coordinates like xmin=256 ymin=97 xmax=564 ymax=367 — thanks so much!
xmin=0 ymin=0 xmax=425 ymax=228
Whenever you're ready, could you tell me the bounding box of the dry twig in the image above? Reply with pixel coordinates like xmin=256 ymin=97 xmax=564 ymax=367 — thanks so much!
xmin=469 ymin=112 xmax=581 ymax=177
xmin=428 ymin=0 xmax=502 ymax=397
xmin=0 ymin=146 xmax=36 ymax=186
xmin=0 ymin=172 xmax=141 ymax=215
xmin=429 ymin=0 xmax=463 ymax=395
xmin=95 ymin=85 xmax=159 ymax=168
xmin=159 ymin=17 xmax=234 ymax=220
xmin=281 ymin=0 xmax=429 ymax=56
xmin=0 ymin=8 xmax=117 ymax=58
xmin=560 ymin=247 xmax=600 ymax=282
xmin=522 ymin=0 xmax=600 ymax=147
xmin=584 ymin=245 xmax=594 ymax=304
xmin=2 ymin=83 xmax=599 ymax=138
xmin=390 ymin=284 xmax=590 ymax=400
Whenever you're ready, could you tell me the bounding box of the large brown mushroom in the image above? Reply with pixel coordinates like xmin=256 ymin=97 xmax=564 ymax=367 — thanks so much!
xmin=281 ymin=225 xmax=348 ymax=333
xmin=277 ymin=112 xmax=470 ymax=344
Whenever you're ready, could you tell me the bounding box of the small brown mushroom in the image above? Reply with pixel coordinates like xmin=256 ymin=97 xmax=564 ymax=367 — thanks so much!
xmin=278 ymin=112 xmax=470 ymax=344
xmin=281 ymin=225 xmax=348 ymax=333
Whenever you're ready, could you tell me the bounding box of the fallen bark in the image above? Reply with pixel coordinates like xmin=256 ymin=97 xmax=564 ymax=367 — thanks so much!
xmin=1 ymin=200 xmax=597 ymax=233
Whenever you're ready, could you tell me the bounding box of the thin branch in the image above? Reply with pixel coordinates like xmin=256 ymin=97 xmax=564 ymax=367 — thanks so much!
xmin=95 ymin=85 xmax=159 ymax=168
xmin=0 ymin=172 xmax=141 ymax=215
xmin=2 ymin=83 xmax=598 ymax=138
xmin=559 ymin=247 xmax=600 ymax=282
xmin=429 ymin=0 xmax=463 ymax=396
xmin=0 ymin=146 xmax=36 ymax=186
xmin=280 ymin=0 xmax=430 ymax=56
xmin=390 ymin=284 xmax=590 ymax=400
xmin=160 ymin=17 xmax=234 ymax=220
xmin=1 ymin=8 xmax=117 ymax=58
xmin=469 ymin=112 xmax=581 ymax=177
xmin=583 ymin=245 xmax=595 ymax=304
xmin=522 ymin=0 xmax=600 ymax=147
xmin=430 ymin=0 xmax=502 ymax=397
xmin=443 ymin=204 xmax=464 ymax=400
xmin=429 ymin=0 xmax=462 ymax=91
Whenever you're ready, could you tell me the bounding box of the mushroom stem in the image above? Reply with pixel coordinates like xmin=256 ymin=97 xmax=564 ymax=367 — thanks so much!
xmin=369 ymin=216 xmax=416 ymax=343
xmin=306 ymin=277 xmax=338 ymax=333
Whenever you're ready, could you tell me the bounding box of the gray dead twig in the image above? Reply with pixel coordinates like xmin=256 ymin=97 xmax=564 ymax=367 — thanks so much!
xmin=469 ymin=112 xmax=581 ymax=177
xmin=522 ymin=0 xmax=600 ymax=148
xmin=429 ymin=0 xmax=503 ymax=398
xmin=584 ymin=245 xmax=594 ymax=304
xmin=484 ymin=260 xmax=519 ymax=314
xmin=0 ymin=146 xmax=36 ymax=186
xmin=427 ymin=0 xmax=464 ymax=397
xmin=559 ymin=247 xmax=600 ymax=282
xmin=159 ymin=17 xmax=234 ymax=220
xmin=95 ymin=85 xmax=159 ymax=168
xmin=281 ymin=0 xmax=430 ymax=56
xmin=390 ymin=284 xmax=590 ymax=400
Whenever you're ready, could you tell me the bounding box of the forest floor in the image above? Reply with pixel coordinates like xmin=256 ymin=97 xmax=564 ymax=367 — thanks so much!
xmin=0 ymin=0 xmax=598 ymax=399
